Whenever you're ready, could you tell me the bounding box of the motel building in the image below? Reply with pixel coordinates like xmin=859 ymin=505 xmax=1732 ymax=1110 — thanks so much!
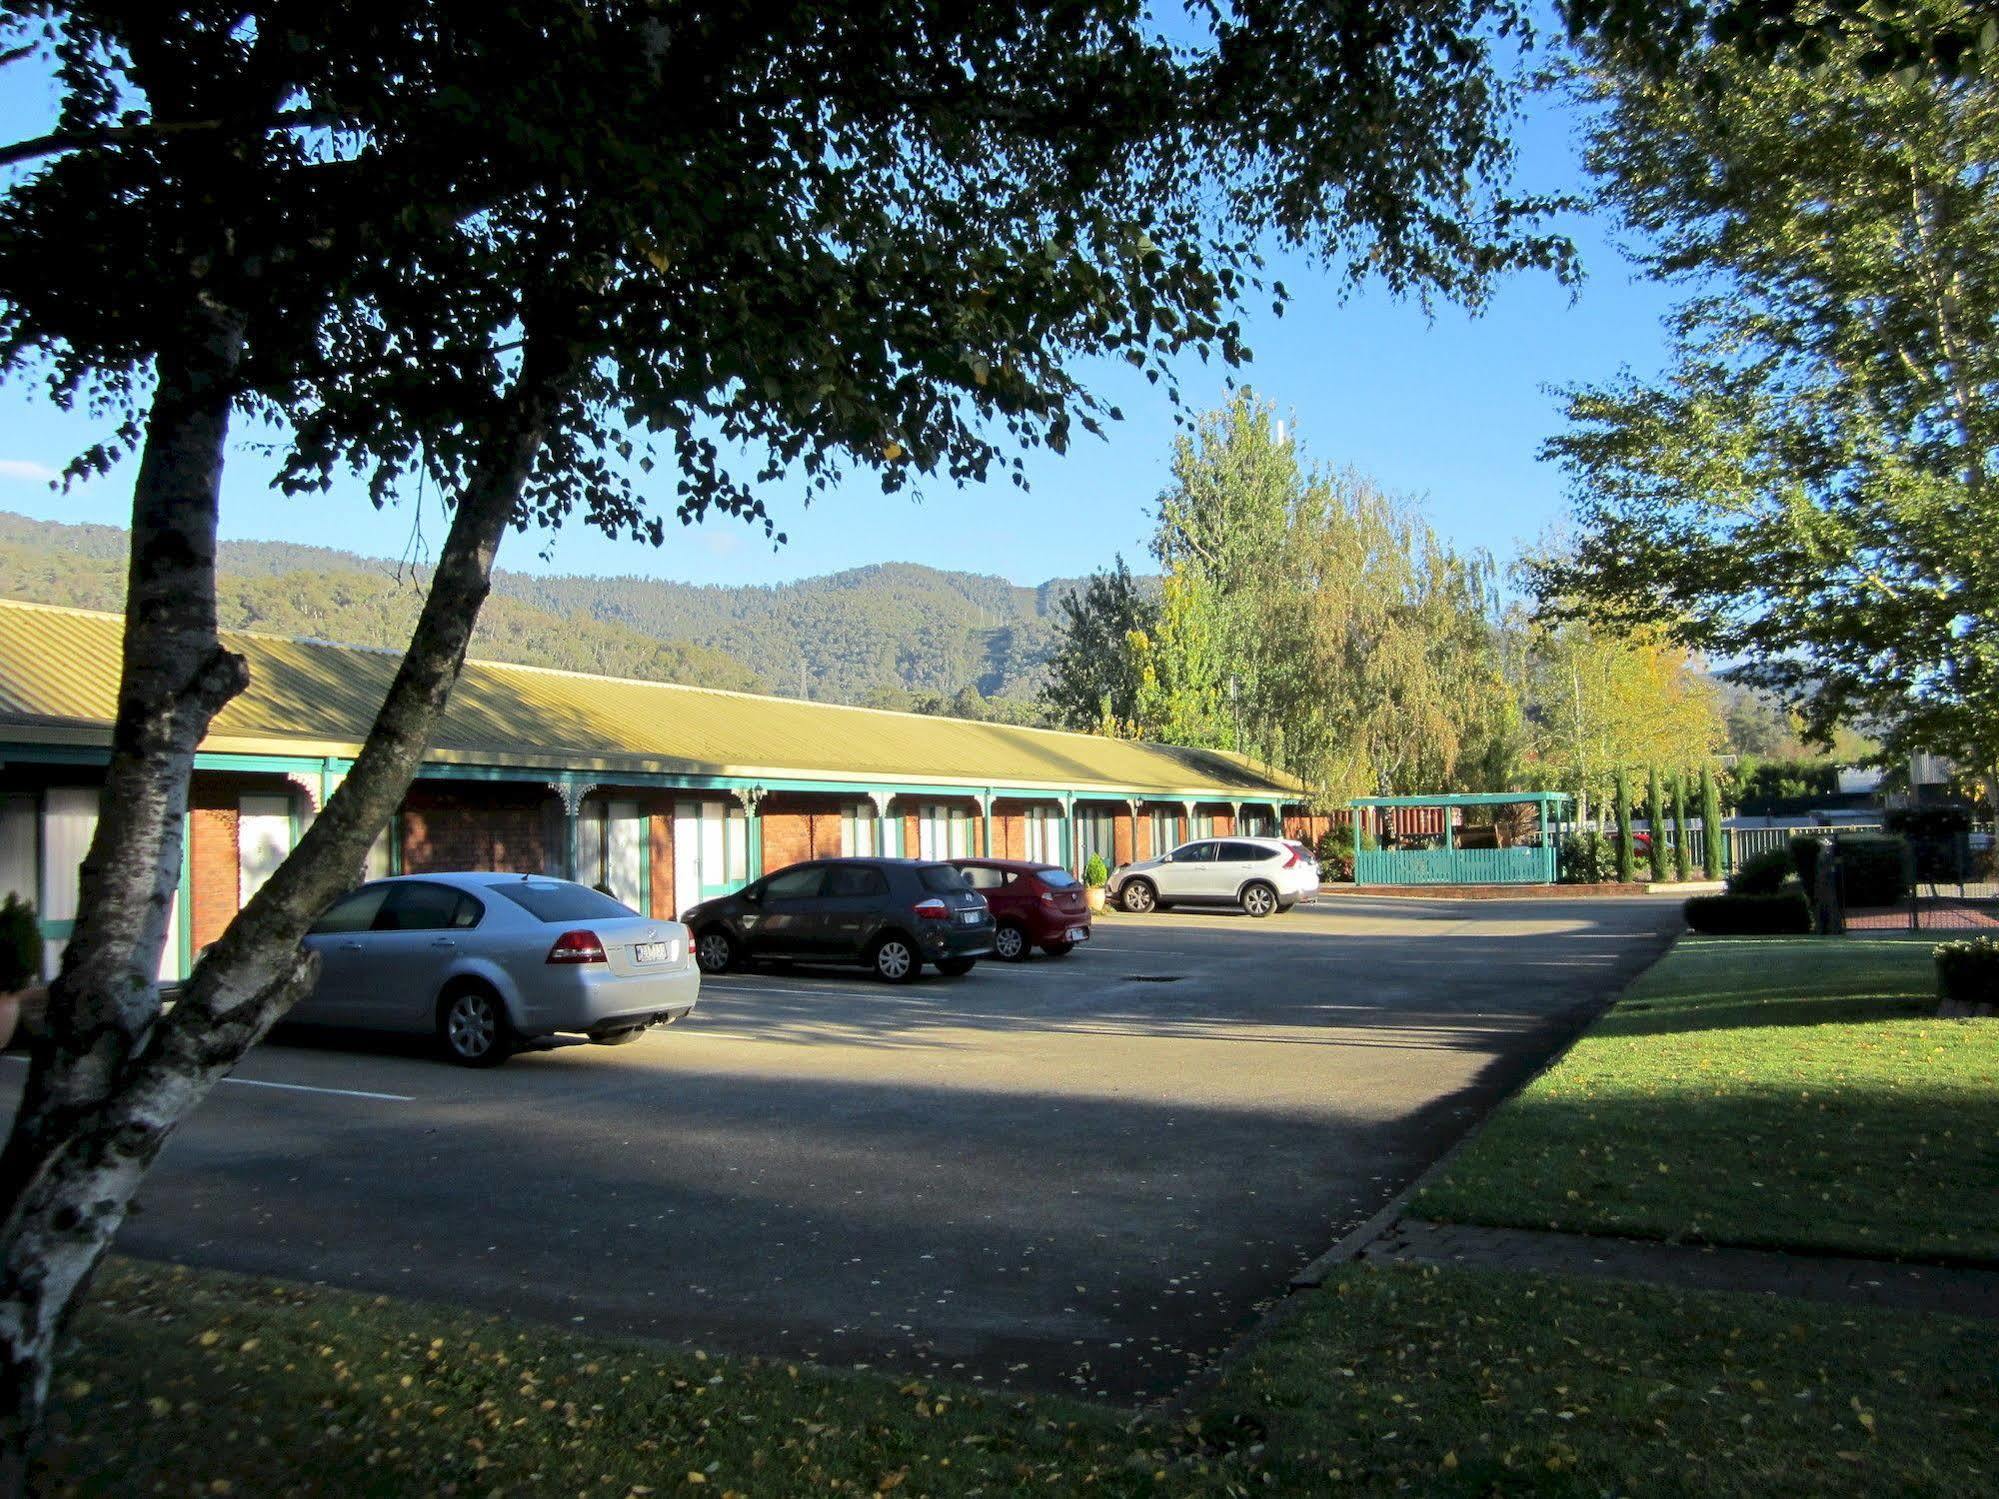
xmin=0 ymin=599 xmax=1311 ymax=982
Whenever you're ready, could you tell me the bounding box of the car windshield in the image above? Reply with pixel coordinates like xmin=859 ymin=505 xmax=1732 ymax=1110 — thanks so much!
xmin=1035 ymin=869 xmax=1081 ymax=889
xmin=491 ymin=880 xmax=638 ymax=922
xmin=917 ymin=864 xmax=970 ymax=893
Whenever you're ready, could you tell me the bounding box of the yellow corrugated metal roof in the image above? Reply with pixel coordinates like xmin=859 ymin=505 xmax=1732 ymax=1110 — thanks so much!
xmin=0 ymin=599 xmax=1301 ymax=800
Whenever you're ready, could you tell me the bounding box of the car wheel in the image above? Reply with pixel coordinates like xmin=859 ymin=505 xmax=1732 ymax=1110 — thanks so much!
xmin=993 ymin=923 xmax=1030 ymax=962
xmin=871 ymin=934 xmax=921 ymax=984
xmin=1041 ymin=940 xmax=1074 ymax=958
xmin=937 ymin=957 xmax=976 ymax=977
xmin=589 ymin=1026 xmax=646 ymax=1046
xmin=1240 ymin=881 xmax=1278 ymax=918
xmin=694 ymin=927 xmax=740 ymax=974
xmin=438 ymin=985 xmax=514 ymax=1068
xmin=1120 ymin=879 xmax=1157 ymax=914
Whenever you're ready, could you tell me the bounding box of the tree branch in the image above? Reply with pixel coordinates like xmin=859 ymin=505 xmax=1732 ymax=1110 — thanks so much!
xmin=0 ymin=107 xmax=340 ymax=171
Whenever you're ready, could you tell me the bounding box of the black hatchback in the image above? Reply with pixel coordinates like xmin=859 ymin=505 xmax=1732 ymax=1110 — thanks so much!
xmin=682 ymin=858 xmax=995 ymax=982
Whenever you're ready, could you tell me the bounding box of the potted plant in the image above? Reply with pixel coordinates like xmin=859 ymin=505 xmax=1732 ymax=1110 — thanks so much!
xmin=1083 ymin=852 xmax=1110 ymax=913
xmin=0 ymin=893 xmax=44 ymax=1051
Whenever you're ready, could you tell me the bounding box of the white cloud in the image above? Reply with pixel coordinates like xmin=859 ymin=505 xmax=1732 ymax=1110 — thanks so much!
xmin=0 ymin=459 xmax=58 ymax=485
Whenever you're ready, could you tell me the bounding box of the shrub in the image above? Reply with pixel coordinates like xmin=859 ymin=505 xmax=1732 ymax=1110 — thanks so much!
xmin=0 ymin=894 xmax=40 ymax=993
xmin=1315 ymin=824 xmax=1356 ymax=882
xmin=1683 ymin=890 xmax=1812 ymax=935
xmin=1934 ymin=936 xmax=1999 ymax=1007
xmin=1557 ymin=830 xmax=1618 ymax=884
xmin=1083 ymin=852 xmax=1110 ymax=888
xmin=1727 ymin=847 xmax=1793 ymax=895
xmin=1838 ymin=835 xmax=1910 ymax=908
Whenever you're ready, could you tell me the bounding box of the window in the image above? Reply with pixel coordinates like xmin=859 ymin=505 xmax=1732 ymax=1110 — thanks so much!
xmin=0 ymin=796 xmax=35 ymax=908
xmin=918 ymin=864 xmax=970 ymax=893
xmin=914 ymin=803 xmax=971 ymax=860
xmin=1148 ymin=809 xmax=1179 ymax=860
xmin=1021 ymin=809 xmax=1064 ymax=864
xmin=374 ymin=881 xmax=484 ymax=931
xmin=839 ymin=802 xmax=878 ymax=856
xmin=956 ymin=865 xmax=1012 ymax=891
xmin=1192 ymin=810 xmax=1216 ymax=840
xmin=494 ymin=880 xmax=637 ymax=922
xmin=41 ymin=787 xmax=100 ymax=982
xmin=1240 ymin=807 xmax=1275 ymax=838
xmin=577 ymin=798 xmax=646 ymax=908
xmin=761 ymin=864 xmax=826 ymax=900
xmin=1073 ymin=807 xmax=1116 ymax=871
xmin=1035 ymin=868 xmax=1081 ymax=889
xmin=673 ymin=799 xmax=748 ymax=903
xmin=1177 ymin=842 xmax=1218 ymax=863
xmin=239 ymin=793 xmax=294 ymax=906
xmin=825 ymin=865 xmax=889 ymax=898
xmin=310 ymin=885 xmax=391 ymax=935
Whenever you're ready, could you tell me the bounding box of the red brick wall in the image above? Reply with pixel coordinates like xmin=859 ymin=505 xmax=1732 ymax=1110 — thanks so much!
xmin=188 ymin=772 xmax=305 ymax=952
xmin=1113 ymin=809 xmax=1134 ymax=865
xmin=990 ymin=812 xmax=1024 ymax=860
xmin=189 ymin=791 xmax=240 ymax=953
xmin=401 ymin=786 xmax=550 ymax=875
xmin=760 ymin=810 xmax=812 ymax=873
xmin=1211 ymin=810 xmax=1235 ymax=837
xmin=648 ymin=807 xmax=676 ymax=919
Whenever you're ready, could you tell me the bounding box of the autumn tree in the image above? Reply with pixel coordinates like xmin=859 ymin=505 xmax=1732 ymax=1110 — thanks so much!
xmin=1523 ymin=615 xmax=1725 ymax=821
xmin=0 ymin=2 xmax=1594 ymax=1476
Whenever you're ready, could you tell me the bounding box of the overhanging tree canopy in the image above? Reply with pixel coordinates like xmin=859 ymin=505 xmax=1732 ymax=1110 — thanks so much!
xmin=0 ymin=0 xmax=1584 ymax=1480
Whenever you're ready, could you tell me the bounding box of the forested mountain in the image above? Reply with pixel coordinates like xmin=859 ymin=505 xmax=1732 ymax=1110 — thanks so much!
xmin=0 ymin=512 xmax=1084 ymax=708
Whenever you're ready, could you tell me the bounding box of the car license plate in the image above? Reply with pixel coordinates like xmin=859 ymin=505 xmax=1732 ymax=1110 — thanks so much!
xmin=957 ymin=910 xmax=983 ymax=926
xmin=1065 ymin=926 xmax=1089 ymax=942
xmin=634 ymin=941 xmax=670 ymax=965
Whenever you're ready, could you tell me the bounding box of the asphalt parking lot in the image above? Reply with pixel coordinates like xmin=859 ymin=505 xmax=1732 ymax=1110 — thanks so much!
xmin=8 ymin=893 xmax=1680 ymax=1402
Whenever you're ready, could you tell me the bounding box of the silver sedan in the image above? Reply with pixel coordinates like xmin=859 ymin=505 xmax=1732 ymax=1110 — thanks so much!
xmin=292 ymin=872 xmax=700 ymax=1065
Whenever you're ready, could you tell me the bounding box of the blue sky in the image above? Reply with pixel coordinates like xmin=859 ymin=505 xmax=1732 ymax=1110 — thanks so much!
xmin=0 ymin=39 xmax=1673 ymax=590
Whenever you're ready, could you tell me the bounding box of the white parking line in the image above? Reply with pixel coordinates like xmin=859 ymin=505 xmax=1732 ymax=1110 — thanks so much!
xmin=0 ymin=1054 xmax=410 ymax=1104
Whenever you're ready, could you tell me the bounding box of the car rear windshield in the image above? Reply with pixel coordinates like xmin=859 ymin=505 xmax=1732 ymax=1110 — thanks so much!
xmin=491 ymin=880 xmax=638 ymax=922
xmin=917 ymin=864 xmax=970 ymax=894
xmin=1035 ymin=869 xmax=1081 ymax=889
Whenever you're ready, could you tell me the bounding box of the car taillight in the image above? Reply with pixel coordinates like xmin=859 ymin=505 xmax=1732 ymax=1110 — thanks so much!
xmin=1284 ymin=849 xmax=1301 ymax=867
xmin=547 ymin=929 xmax=608 ymax=964
xmin=913 ymin=898 xmax=950 ymax=921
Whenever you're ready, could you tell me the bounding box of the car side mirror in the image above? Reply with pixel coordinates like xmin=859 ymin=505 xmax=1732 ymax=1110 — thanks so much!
xmin=741 ymin=887 xmax=762 ymax=904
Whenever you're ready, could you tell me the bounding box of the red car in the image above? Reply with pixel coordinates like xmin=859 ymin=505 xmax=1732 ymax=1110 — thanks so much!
xmin=948 ymin=858 xmax=1091 ymax=960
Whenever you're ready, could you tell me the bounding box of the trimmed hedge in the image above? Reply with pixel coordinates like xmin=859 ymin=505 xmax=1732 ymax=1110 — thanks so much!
xmin=1727 ymin=847 xmax=1793 ymax=895
xmin=1839 ymin=835 xmax=1910 ymax=908
xmin=1683 ymin=890 xmax=1812 ymax=935
xmin=1935 ymin=936 xmax=1999 ymax=1008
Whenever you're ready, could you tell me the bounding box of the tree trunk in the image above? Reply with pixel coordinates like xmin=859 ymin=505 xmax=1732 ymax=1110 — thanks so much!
xmin=0 ymin=326 xmax=576 ymax=1495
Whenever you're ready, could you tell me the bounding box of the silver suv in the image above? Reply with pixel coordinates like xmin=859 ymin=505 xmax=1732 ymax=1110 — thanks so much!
xmin=1107 ymin=836 xmax=1319 ymax=918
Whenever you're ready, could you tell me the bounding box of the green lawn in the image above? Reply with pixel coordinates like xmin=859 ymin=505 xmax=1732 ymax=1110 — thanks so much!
xmin=1208 ymin=1260 xmax=1996 ymax=1497
xmin=41 ymin=1261 xmax=1202 ymax=1498
xmin=41 ymin=1258 xmax=1995 ymax=1497
xmin=1415 ymin=935 xmax=1999 ymax=1260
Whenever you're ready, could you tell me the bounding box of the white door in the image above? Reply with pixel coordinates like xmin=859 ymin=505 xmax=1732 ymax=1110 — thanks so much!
xmin=40 ymin=787 xmax=100 ymax=980
xmin=604 ymin=799 xmax=645 ymax=909
xmin=239 ymin=794 xmax=294 ymax=907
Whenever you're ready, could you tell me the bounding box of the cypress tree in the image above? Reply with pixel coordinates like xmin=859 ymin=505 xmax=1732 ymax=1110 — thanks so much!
xmin=1614 ymin=768 xmax=1635 ymax=883
xmin=1700 ymin=765 xmax=1725 ymax=880
xmin=1646 ymin=767 xmax=1668 ymax=882
xmin=1671 ymin=770 xmax=1693 ymax=881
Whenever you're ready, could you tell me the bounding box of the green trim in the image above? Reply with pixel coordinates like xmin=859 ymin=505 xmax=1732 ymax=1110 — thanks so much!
xmin=175 ymin=815 xmax=193 ymax=980
xmin=39 ymin=918 xmax=73 ymax=940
